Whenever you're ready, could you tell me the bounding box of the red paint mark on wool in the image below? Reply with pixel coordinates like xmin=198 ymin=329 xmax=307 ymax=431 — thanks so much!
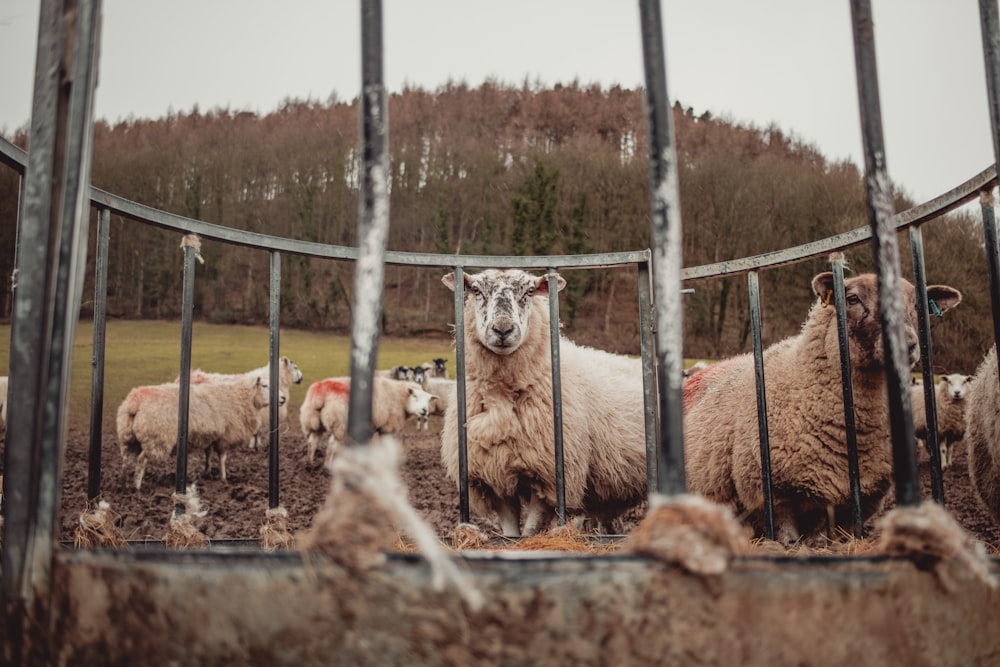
xmin=314 ymin=378 xmax=350 ymax=399
xmin=682 ymin=356 xmax=746 ymax=415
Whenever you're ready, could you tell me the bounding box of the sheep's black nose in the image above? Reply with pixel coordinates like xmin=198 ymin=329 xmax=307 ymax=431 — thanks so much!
xmin=493 ymin=324 xmax=514 ymax=341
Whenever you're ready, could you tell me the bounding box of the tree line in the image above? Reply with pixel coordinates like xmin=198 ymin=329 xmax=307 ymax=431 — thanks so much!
xmin=0 ymin=80 xmax=991 ymax=371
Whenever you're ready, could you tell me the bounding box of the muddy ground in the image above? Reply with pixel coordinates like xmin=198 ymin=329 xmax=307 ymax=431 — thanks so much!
xmin=11 ymin=413 xmax=999 ymax=551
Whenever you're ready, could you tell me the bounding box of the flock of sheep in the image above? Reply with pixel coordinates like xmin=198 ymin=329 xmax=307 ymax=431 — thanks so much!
xmin=114 ymin=356 xmax=449 ymax=489
xmin=42 ymin=265 xmax=1000 ymax=546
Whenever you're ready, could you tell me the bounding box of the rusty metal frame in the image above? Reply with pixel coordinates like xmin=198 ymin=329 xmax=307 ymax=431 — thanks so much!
xmin=2 ymin=0 xmax=1000 ymax=663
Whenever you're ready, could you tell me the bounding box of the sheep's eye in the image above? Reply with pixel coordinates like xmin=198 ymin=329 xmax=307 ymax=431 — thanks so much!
xmin=526 ymin=286 xmax=535 ymax=297
xmin=846 ymin=295 xmax=861 ymax=305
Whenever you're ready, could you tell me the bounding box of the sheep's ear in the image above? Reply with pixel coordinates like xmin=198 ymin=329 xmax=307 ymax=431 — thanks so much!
xmin=534 ymin=273 xmax=566 ymax=295
xmin=442 ymin=272 xmax=475 ymax=294
xmin=926 ymin=285 xmax=962 ymax=315
xmin=811 ymin=272 xmax=835 ymax=301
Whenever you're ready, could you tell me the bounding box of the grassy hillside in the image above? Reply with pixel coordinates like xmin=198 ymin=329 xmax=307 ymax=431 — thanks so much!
xmin=0 ymin=320 xmax=456 ymax=426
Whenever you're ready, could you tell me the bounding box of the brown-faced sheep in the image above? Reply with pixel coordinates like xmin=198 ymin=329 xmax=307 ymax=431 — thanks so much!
xmin=683 ymin=272 xmax=962 ymax=544
xmin=440 ymin=269 xmax=647 ymax=537
xmin=299 ymin=376 xmax=436 ymax=469
xmin=912 ymin=373 xmax=973 ymax=469
xmin=184 ymin=356 xmax=303 ymax=448
xmin=117 ymin=375 xmax=270 ymax=490
xmin=964 ymin=346 xmax=1000 ymax=523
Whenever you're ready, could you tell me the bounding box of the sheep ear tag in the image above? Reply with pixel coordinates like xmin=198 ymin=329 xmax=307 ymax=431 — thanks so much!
xmin=929 ymin=298 xmax=943 ymax=318
xmin=822 ymin=289 xmax=833 ymax=308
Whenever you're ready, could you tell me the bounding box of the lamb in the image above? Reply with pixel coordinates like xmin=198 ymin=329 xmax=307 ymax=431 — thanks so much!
xmin=117 ymin=375 xmax=270 ymax=490
xmin=411 ymin=376 xmax=456 ymax=431
xmin=183 ymin=356 xmax=303 ymax=448
xmin=912 ymin=373 xmax=973 ymax=469
xmin=440 ymin=268 xmax=648 ymax=537
xmin=683 ymin=272 xmax=962 ymax=544
xmin=964 ymin=346 xmax=1000 ymax=523
xmin=299 ymin=376 xmax=436 ymax=468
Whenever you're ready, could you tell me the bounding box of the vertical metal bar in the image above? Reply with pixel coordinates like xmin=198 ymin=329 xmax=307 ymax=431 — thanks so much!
xmin=452 ymin=266 xmax=470 ymax=523
xmin=1 ymin=1 xmax=102 ymax=662
xmin=747 ymin=272 xmax=775 ymax=540
xmin=10 ymin=174 xmax=25 ymax=323
xmin=637 ymin=259 xmax=659 ymax=492
xmin=174 ymin=241 xmax=197 ymax=514
xmin=347 ymin=0 xmax=389 ymax=447
xmin=640 ymin=0 xmax=686 ymax=496
xmin=86 ymin=207 xmax=111 ymax=502
xmin=832 ymin=259 xmax=865 ymax=537
xmin=850 ymin=0 xmax=920 ymax=507
xmin=978 ymin=0 xmax=1000 ymax=384
xmin=981 ymin=193 xmax=1000 ymax=376
xmin=268 ymin=251 xmax=281 ymax=509
xmin=547 ymin=269 xmax=566 ymax=526
xmin=909 ymin=226 xmax=944 ymax=503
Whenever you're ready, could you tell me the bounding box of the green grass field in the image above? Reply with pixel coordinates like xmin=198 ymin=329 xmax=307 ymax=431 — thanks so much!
xmin=0 ymin=320 xmax=455 ymax=422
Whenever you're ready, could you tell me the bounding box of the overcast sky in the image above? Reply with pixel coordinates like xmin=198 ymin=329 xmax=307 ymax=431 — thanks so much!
xmin=0 ymin=1 xmax=994 ymax=205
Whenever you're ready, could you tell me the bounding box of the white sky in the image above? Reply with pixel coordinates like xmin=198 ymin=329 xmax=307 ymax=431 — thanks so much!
xmin=0 ymin=0 xmax=994 ymax=205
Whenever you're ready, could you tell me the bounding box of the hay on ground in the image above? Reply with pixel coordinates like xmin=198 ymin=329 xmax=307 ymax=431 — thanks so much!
xmin=259 ymin=506 xmax=295 ymax=552
xmin=164 ymin=484 xmax=209 ymax=549
xmin=74 ymin=500 xmax=126 ymax=549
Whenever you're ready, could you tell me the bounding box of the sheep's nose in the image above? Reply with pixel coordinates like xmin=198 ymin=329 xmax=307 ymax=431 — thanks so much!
xmin=492 ymin=324 xmax=514 ymax=341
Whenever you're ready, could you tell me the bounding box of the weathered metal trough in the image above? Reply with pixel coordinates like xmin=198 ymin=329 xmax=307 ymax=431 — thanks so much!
xmin=29 ymin=549 xmax=1000 ymax=665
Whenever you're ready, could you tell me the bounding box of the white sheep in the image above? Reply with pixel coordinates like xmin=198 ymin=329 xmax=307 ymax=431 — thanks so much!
xmin=183 ymin=355 xmax=303 ymax=448
xmin=116 ymin=375 xmax=270 ymax=490
xmin=912 ymin=373 xmax=973 ymax=469
xmin=424 ymin=376 xmax=455 ymax=416
xmin=299 ymin=376 xmax=436 ymax=469
xmin=440 ymin=269 xmax=648 ymax=537
xmin=410 ymin=376 xmax=456 ymax=431
xmin=683 ymin=272 xmax=962 ymax=544
xmin=964 ymin=345 xmax=1000 ymax=523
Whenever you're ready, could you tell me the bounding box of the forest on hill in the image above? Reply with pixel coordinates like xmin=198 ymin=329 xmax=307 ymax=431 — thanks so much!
xmin=0 ymin=81 xmax=991 ymax=371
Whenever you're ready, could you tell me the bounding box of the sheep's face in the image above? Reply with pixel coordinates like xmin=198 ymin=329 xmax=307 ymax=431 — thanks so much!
xmin=442 ymin=269 xmax=566 ymax=356
xmin=403 ymin=383 xmax=435 ymax=418
xmin=252 ymin=378 xmax=271 ymax=409
xmin=282 ymin=357 xmax=304 ymax=384
xmin=811 ymin=272 xmax=962 ymax=372
xmin=940 ymin=373 xmax=973 ymax=401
